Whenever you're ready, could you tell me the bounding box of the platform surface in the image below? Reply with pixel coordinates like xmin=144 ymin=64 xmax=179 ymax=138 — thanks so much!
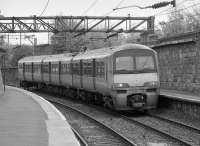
xmin=160 ymin=89 xmax=200 ymax=104
xmin=0 ymin=86 xmax=80 ymax=146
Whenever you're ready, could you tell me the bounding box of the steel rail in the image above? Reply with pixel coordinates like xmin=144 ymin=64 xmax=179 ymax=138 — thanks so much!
xmin=71 ymin=127 xmax=89 ymax=146
xmin=49 ymin=99 xmax=137 ymax=146
xmin=148 ymin=113 xmax=200 ymax=134
xmin=84 ymin=103 xmax=193 ymax=146
xmin=120 ymin=114 xmax=192 ymax=146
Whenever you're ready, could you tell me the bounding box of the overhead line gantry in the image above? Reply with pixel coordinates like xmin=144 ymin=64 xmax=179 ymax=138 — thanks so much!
xmin=0 ymin=16 xmax=154 ymax=36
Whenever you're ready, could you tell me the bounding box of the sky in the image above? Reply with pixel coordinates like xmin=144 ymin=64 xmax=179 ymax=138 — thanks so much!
xmin=0 ymin=0 xmax=200 ymax=45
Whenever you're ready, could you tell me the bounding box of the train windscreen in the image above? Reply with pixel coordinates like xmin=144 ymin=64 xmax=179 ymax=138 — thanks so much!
xmin=114 ymin=50 xmax=156 ymax=74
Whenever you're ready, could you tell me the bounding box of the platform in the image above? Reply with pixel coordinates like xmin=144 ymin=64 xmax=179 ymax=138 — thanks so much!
xmin=159 ymin=89 xmax=200 ymax=119
xmin=0 ymin=86 xmax=80 ymax=146
xmin=160 ymin=89 xmax=200 ymax=104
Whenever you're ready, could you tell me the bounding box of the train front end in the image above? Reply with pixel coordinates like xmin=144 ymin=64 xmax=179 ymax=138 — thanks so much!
xmin=111 ymin=44 xmax=159 ymax=111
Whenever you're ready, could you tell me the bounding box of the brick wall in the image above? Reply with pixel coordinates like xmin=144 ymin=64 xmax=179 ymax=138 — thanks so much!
xmin=152 ymin=32 xmax=200 ymax=93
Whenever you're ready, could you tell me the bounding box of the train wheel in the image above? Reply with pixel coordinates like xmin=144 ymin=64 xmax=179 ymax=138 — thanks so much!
xmin=80 ymin=91 xmax=86 ymax=101
xmin=103 ymin=96 xmax=114 ymax=109
xmin=94 ymin=94 xmax=104 ymax=105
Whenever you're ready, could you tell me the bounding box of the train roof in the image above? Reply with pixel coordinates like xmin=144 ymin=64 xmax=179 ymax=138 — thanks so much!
xmin=73 ymin=43 xmax=154 ymax=60
xmin=43 ymin=53 xmax=73 ymax=62
xmin=18 ymin=55 xmax=47 ymax=63
xmin=18 ymin=53 xmax=73 ymax=63
xmin=18 ymin=44 xmax=155 ymax=63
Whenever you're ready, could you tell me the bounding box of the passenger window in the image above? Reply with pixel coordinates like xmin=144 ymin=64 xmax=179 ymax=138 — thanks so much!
xmin=96 ymin=61 xmax=105 ymax=79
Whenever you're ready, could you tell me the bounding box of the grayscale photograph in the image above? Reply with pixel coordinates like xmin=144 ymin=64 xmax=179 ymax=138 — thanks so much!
xmin=0 ymin=0 xmax=200 ymax=145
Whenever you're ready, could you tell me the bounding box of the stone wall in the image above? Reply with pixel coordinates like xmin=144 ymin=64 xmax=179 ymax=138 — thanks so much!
xmin=152 ymin=32 xmax=200 ymax=93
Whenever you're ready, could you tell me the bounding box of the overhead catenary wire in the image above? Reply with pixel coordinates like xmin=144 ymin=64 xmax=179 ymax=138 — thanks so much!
xmin=81 ymin=0 xmax=99 ymax=15
xmin=155 ymin=1 xmax=200 ymax=16
xmin=154 ymin=0 xmax=188 ymax=16
xmin=39 ymin=0 xmax=50 ymax=16
xmin=100 ymin=0 xmax=126 ymax=17
xmin=158 ymin=3 xmax=200 ymax=25
xmin=88 ymin=0 xmax=125 ymax=25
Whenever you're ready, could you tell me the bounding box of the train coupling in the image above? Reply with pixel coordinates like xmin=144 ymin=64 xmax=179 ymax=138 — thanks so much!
xmin=127 ymin=94 xmax=146 ymax=108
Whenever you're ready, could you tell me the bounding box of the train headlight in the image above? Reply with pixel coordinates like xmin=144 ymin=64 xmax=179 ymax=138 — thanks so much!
xmin=113 ymin=83 xmax=129 ymax=88
xmin=144 ymin=81 xmax=159 ymax=88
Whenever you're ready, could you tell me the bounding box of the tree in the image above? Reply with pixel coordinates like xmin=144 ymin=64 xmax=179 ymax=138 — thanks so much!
xmin=9 ymin=45 xmax=33 ymax=67
xmin=158 ymin=5 xmax=200 ymax=37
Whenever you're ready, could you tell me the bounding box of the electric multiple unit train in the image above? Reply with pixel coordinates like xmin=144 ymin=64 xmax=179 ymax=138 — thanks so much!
xmin=18 ymin=44 xmax=160 ymax=111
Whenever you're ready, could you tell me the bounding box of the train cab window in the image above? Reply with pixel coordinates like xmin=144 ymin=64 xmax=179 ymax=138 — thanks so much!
xmin=135 ymin=56 xmax=155 ymax=71
xmin=116 ymin=56 xmax=134 ymax=71
xmin=114 ymin=55 xmax=156 ymax=74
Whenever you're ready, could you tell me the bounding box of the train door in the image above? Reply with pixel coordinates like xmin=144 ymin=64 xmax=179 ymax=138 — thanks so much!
xmin=49 ymin=62 xmax=51 ymax=84
xmin=23 ymin=63 xmax=25 ymax=81
xmin=59 ymin=61 xmax=61 ymax=85
xmin=41 ymin=61 xmax=43 ymax=83
xmin=93 ymin=59 xmax=96 ymax=90
xmin=31 ymin=62 xmax=34 ymax=81
xmin=80 ymin=60 xmax=83 ymax=88
xmin=71 ymin=60 xmax=74 ymax=87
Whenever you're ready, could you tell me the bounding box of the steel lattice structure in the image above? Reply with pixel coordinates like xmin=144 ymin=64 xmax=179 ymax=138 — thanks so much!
xmin=0 ymin=16 xmax=154 ymax=36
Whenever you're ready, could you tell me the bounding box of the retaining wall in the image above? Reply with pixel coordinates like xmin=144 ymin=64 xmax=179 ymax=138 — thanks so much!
xmin=152 ymin=31 xmax=200 ymax=94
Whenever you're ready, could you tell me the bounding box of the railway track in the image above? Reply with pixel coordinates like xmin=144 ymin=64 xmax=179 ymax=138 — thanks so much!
xmin=38 ymin=92 xmax=192 ymax=146
xmin=121 ymin=114 xmax=200 ymax=146
xmin=148 ymin=113 xmax=200 ymax=133
xmin=71 ymin=127 xmax=89 ymax=146
xmin=51 ymin=100 xmax=136 ymax=146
